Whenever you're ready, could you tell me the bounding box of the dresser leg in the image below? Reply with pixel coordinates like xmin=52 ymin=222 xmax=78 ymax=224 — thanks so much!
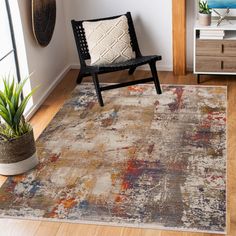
xmin=197 ymin=74 xmax=200 ymax=84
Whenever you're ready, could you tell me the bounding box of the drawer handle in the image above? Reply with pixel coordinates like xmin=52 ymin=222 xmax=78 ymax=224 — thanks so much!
xmin=221 ymin=44 xmax=224 ymax=53
xmin=221 ymin=61 xmax=224 ymax=70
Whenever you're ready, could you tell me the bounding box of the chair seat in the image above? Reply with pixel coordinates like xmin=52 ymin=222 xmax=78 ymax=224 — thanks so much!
xmin=88 ymin=55 xmax=162 ymax=73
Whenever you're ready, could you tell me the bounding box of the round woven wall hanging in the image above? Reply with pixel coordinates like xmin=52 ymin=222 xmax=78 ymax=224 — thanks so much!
xmin=32 ymin=0 xmax=56 ymax=47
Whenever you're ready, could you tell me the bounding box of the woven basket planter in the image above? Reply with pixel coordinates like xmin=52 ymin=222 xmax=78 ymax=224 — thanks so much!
xmin=0 ymin=130 xmax=38 ymax=176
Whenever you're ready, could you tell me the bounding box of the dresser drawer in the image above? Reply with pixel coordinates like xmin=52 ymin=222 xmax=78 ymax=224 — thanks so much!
xmin=196 ymin=56 xmax=222 ymax=72
xmin=196 ymin=40 xmax=223 ymax=56
xmin=196 ymin=40 xmax=236 ymax=57
xmin=222 ymin=58 xmax=236 ymax=72
xmin=223 ymin=41 xmax=236 ymax=56
xmin=196 ymin=56 xmax=236 ymax=72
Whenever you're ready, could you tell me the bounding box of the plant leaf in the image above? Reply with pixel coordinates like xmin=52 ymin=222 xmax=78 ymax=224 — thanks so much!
xmin=0 ymin=111 xmax=12 ymax=127
xmin=4 ymin=94 xmax=15 ymax=118
xmin=0 ymin=103 xmax=9 ymax=116
xmin=14 ymin=77 xmax=29 ymax=110
xmin=8 ymin=78 xmax=15 ymax=101
xmin=0 ymin=91 xmax=7 ymax=106
xmin=13 ymin=86 xmax=38 ymax=124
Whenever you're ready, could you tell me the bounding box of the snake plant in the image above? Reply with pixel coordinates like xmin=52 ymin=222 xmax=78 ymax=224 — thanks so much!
xmin=0 ymin=75 xmax=37 ymax=141
xmin=199 ymin=1 xmax=212 ymax=14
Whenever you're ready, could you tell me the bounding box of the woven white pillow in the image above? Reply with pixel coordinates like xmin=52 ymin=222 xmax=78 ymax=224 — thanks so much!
xmin=83 ymin=15 xmax=135 ymax=66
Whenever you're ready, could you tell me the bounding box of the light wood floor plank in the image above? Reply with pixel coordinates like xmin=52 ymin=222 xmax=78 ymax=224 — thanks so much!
xmin=141 ymin=228 xmax=161 ymax=236
xmin=122 ymin=227 xmax=142 ymax=236
xmin=56 ymin=223 xmax=99 ymax=236
xmin=95 ymin=226 xmax=124 ymax=236
xmin=34 ymin=221 xmax=61 ymax=236
xmin=0 ymin=220 xmax=41 ymax=236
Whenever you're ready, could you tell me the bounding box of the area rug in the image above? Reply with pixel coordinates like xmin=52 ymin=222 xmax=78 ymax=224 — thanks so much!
xmin=0 ymin=84 xmax=227 ymax=234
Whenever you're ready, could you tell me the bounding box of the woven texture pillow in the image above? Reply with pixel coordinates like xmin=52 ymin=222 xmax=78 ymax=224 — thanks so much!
xmin=83 ymin=15 xmax=135 ymax=66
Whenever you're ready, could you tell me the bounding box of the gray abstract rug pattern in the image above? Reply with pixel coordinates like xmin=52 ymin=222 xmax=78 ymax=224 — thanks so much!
xmin=0 ymin=84 xmax=227 ymax=233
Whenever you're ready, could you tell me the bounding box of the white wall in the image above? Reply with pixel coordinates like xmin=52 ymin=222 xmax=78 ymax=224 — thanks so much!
xmin=16 ymin=0 xmax=70 ymax=114
xmin=63 ymin=0 xmax=173 ymax=71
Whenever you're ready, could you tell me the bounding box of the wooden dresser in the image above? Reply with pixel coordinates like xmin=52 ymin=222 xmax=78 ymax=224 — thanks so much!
xmin=194 ymin=20 xmax=236 ymax=83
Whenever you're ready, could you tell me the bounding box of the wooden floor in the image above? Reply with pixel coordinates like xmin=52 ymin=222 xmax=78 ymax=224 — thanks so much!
xmin=0 ymin=70 xmax=235 ymax=236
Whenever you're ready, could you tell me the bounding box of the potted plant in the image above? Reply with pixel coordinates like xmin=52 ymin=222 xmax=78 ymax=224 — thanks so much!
xmin=199 ymin=1 xmax=212 ymax=26
xmin=0 ymin=75 xmax=38 ymax=176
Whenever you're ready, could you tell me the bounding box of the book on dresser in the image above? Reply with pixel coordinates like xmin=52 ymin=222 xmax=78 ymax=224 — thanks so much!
xmin=194 ymin=20 xmax=236 ymax=83
xmin=200 ymin=29 xmax=225 ymax=40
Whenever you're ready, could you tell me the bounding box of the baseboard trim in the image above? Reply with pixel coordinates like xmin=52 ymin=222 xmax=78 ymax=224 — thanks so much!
xmin=25 ymin=64 xmax=72 ymax=120
xmin=187 ymin=64 xmax=193 ymax=72
xmin=139 ymin=64 xmax=173 ymax=71
xmin=70 ymin=63 xmax=80 ymax=70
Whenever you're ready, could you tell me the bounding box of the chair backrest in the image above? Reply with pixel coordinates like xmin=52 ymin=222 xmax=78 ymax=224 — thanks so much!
xmin=71 ymin=12 xmax=142 ymax=67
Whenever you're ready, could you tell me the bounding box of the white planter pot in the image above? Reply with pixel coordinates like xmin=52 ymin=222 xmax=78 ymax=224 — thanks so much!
xmin=199 ymin=13 xmax=212 ymax=26
xmin=0 ymin=153 xmax=38 ymax=176
xmin=0 ymin=130 xmax=39 ymax=176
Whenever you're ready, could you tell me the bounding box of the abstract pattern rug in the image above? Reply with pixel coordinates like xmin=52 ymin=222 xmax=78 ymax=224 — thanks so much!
xmin=0 ymin=84 xmax=227 ymax=234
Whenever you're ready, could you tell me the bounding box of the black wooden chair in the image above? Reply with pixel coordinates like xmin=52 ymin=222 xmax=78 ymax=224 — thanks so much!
xmin=71 ymin=12 xmax=162 ymax=106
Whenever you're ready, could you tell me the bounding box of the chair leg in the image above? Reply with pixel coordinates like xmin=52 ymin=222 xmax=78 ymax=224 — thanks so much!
xmin=149 ymin=62 xmax=162 ymax=94
xmin=92 ymin=73 xmax=104 ymax=107
xmin=128 ymin=67 xmax=136 ymax=75
xmin=77 ymin=71 xmax=84 ymax=84
xmin=197 ymin=74 xmax=200 ymax=84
